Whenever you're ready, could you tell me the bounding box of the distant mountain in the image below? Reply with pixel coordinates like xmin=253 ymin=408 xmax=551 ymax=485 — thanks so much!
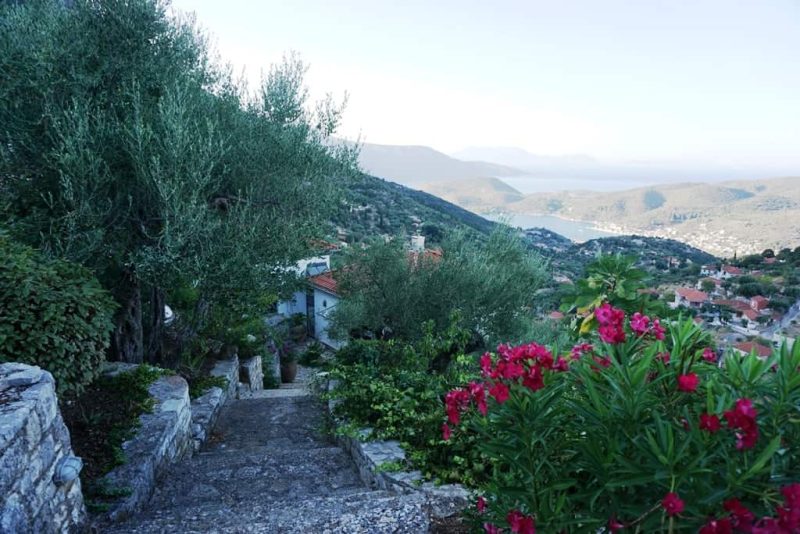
xmin=419 ymin=177 xmax=524 ymax=211
xmin=355 ymin=142 xmax=524 ymax=186
xmin=452 ymin=146 xmax=596 ymax=170
xmin=504 ymin=177 xmax=800 ymax=257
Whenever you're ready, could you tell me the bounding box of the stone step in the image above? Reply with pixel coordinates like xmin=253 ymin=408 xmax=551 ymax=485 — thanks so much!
xmin=148 ymin=446 xmax=366 ymax=510
xmin=106 ymin=490 xmax=430 ymax=533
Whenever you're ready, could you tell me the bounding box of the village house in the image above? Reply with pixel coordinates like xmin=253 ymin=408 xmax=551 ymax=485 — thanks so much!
xmin=672 ymin=287 xmax=709 ymax=309
xmin=750 ymin=295 xmax=770 ymax=312
xmin=732 ymin=341 xmax=773 ymax=359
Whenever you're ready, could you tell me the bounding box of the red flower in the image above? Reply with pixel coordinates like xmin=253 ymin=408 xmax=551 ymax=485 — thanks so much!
xmin=480 ymin=353 xmax=494 ymax=377
xmin=522 ymin=366 xmax=544 ymax=391
xmin=699 ymin=517 xmax=733 ymax=534
xmin=477 ymin=496 xmax=487 ymax=514
xmin=724 ymin=498 xmax=755 ymax=531
xmin=571 ymin=343 xmax=593 ymax=360
xmin=445 ymin=389 xmax=470 ymax=425
xmin=703 ymin=347 xmax=718 ymax=363
xmin=507 ymin=510 xmax=536 ymax=534
xmin=469 ymin=381 xmax=488 ymax=416
xmin=699 ymin=413 xmax=722 ymax=433
xmin=662 ymin=493 xmax=685 ymax=516
xmin=677 ymin=373 xmax=699 ymax=392
xmin=608 ymin=517 xmax=625 ymax=532
xmin=441 ymin=423 xmax=451 ymax=441
xmin=553 ymin=357 xmax=570 ymax=372
xmin=657 ymin=352 xmax=671 ymax=365
xmin=724 ymin=398 xmax=759 ymax=450
xmin=596 ymin=303 xmax=626 ymax=344
xmin=592 ymin=355 xmax=612 ymax=370
xmin=599 ymin=324 xmax=626 ymax=344
xmin=483 ymin=523 xmax=502 ymax=534
xmin=489 ymin=381 xmax=510 ymax=404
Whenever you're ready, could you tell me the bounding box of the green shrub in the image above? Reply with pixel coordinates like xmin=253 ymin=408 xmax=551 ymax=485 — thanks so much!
xmin=445 ymin=308 xmax=800 ymax=532
xmin=0 ymin=237 xmax=116 ymax=396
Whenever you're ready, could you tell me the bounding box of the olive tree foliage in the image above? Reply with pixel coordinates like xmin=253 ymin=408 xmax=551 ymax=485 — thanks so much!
xmin=0 ymin=0 xmax=357 ymax=363
xmin=330 ymin=228 xmax=550 ymax=345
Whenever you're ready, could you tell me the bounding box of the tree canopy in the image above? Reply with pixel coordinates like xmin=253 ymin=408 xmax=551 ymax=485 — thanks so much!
xmin=0 ymin=0 xmax=357 ymax=362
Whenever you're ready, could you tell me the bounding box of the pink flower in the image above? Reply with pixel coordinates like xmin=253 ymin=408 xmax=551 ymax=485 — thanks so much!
xmin=699 ymin=413 xmax=722 ymax=433
xmin=571 ymin=343 xmax=593 ymax=360
xmin=592 ymin=355 xmax=612 ymax=371
xmin=442 ymin=423 xmax=451 ymax=441
xmin=651 ymin=318 xmax=666 ymax=340
xmin=595 ymin=303 xmax=615 ymax=324
xmin=477 ymin=496 xmax=487 ymax=514
xmin=657 ymin=352 xmax=671 ymax=365
xmin=677 ymin=373 xmax=699 ymax=392
xmin=489 ymin=381 xmax=510 ymax=404
xmin=608 ymin=517 xmax=625 ymax=532
xmin=661 ymin=492 xmax=685 ymax=516
xmin=507 ymin=510 xmax=536 ymax=534
xmin=596 ymin=303 xmax=626 ymax=344
xmin=630 ymin=312 xmax=650 ymax=336
xmin=699 ymin=517 xmax=733 ymax=534
xmin=553 ymin=357 xmax=569 ymax=372
xmin=483 ymin=523 xmax=502 ymax=534
xmin=703 ymin=347 xmax=718 ymax=363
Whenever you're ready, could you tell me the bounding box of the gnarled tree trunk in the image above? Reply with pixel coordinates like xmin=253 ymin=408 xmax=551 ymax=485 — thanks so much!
xmin=111 ymin=274 xmax=143 ymax=363
xmin=144 ymin=286 xmax=165 ymax=365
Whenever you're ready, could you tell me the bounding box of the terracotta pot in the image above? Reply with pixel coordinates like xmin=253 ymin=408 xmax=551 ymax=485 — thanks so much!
xmin=280 ymin=361 xmax=298 ymax=383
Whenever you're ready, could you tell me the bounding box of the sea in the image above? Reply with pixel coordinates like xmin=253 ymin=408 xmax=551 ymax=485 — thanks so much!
xmin=485 ymin=213 xmax=617 ymax=243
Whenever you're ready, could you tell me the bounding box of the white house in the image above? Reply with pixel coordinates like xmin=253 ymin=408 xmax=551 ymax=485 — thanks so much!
xmin=276 ymin=255 xmax=344 ymax=349
xmin=307 ymin=271 xmax=344 ymax=349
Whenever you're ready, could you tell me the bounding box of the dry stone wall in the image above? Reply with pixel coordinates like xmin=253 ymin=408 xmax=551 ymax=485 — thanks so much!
xmin=0 ymin=363 xmax=86 ymax=533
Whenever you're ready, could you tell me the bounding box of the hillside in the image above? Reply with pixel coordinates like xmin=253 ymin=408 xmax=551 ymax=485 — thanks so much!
xmin=503 ymin=177 xmax=800 ymax=257
xmin=331 ymin=174 xmax=499 ymax=244
xmin=355 ymin=142 xmax=523 ymax=186
xmin=419 ymin=177 xmax=524 ymax=211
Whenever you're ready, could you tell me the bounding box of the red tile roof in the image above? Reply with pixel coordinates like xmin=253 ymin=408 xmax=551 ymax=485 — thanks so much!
xmin=734 ymin=342 xmax=772 ymax=358
xmin=723 ymin=265 xmax=743 ymax=275
xmin=750 ymin=296 xmax=769 ymax=310
xmin=309 ymin=271 xmax=338 ymax=295
xmin=676 ymin=288 xmax=709 ymax=303
xmin=742 ymin=309 xmax=759 ymax=321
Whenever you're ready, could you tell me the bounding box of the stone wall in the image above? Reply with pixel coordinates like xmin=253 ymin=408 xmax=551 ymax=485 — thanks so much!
xmin=0 ymin=363 xmax=85 ymax=533
xmin=98 ymin=373 xmax=192 ymax=523
xmin=324 ymin=378 xmax=469 ymax=520
xmin=190 ymin=356 xmax=238 ymax=452
xmin=239 ymin=356 xmax=263 ymax=392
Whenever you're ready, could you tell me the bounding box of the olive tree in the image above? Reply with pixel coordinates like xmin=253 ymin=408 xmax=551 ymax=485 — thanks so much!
xmin=0 ymin=0 xmax=357 ymax=362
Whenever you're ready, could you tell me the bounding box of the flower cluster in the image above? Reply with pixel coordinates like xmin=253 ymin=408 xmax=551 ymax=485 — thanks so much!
xmin=700 ymin=484 xmax=800 ymax=533
xmin=630 ymin=311 xmax=666 ymax=340
xmin=444 ymin=343 xmax=571 ymax=440
xmin=723 ymin=398 xmax=759 ymax=450
xmin=482 ymin=509 xmax=536 ymax=534
xmin=596 ymin=303 xmax=626 ymax=344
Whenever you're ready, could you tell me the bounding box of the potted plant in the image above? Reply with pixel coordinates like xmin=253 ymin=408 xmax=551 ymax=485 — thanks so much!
xmin=280 ymin=346 xmax=298 ymax=383
xmin=289 ymin=313 xmax=307 ymax=342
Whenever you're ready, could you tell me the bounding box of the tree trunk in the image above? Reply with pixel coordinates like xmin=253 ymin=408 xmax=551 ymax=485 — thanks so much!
xmin=144 ymin=286 xmax=165 ymax=365
xmin=111 ymin=275 xmax=144 ymax=363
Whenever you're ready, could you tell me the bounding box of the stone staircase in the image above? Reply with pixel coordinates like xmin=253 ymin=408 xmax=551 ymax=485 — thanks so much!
xmin=105 ymin=385 xmax=430 ymax=533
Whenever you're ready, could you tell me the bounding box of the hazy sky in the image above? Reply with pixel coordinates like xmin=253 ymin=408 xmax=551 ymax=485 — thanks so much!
xmin=171 ymin=0 xmax=800 ymax=170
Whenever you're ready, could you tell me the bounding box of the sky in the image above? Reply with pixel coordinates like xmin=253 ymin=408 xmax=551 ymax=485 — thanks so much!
xmin=171 ymin=0 xmax=800 ymax=171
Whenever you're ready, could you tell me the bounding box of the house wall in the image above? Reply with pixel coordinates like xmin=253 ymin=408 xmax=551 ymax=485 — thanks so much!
xmin=313 ymin=288 xmax=344 ymax=349
xmin=277 ymin=290 xmax=307 ymax=317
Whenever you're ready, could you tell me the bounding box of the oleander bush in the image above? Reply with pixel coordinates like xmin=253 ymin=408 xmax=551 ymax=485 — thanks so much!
xmin=445 ymin=306 xmax=800 ymax=533
xmin=0 ymin=236 xmax=116 ymax=396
